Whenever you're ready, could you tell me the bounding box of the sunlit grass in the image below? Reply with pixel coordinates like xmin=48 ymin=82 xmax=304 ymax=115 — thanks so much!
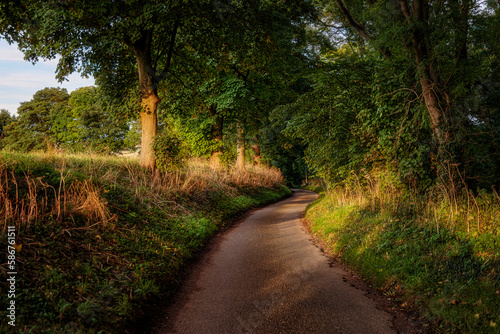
xmin=0 ymin=151 xmax=284 ymax=231
xmin=306 ymin=169 xmax=500 ymax=333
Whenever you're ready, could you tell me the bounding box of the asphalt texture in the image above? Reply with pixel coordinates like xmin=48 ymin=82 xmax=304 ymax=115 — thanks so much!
xmin=154 ymin=190 xmax=397 ymax=334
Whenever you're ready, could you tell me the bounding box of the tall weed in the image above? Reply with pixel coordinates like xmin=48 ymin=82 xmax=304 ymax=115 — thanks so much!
xmin=328 ymin=168 xmax=499 ymax=237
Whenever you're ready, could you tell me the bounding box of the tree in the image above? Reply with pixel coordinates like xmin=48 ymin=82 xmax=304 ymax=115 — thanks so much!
xmin=275 ymin=48 xmax=436 ymax=186
xmin=260 ymin=118 xmax=308 ymax=187
xmin=0 ymin=0 xmax=312 ymax=169
xmin=299 ymin=0 xmax=500 ymax=188
xmin=150 ymin=0 xmax=314 ymax=170
xmin=0 ymin=109 xmax=15 ymax=138
xmin=67 ymin=87 xmax=131 ymax=153
xmin=3 ymin=88 xmax=70 ymax=152
xmin=313 ymin=0 xmax=483 ymax=145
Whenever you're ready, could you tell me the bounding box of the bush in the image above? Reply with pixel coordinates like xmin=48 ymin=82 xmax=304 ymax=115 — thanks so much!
xmin=152 ymin=132 xmax=185 ymax=172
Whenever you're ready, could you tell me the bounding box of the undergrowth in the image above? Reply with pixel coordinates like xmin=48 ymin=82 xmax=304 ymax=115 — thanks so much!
xmin=306 ymin=168 xmax=500 ymax=334
xmin=0 ymin=151 xmax=290 ymax=333
xmin=302 ymin=178 xmax=327 ymax=194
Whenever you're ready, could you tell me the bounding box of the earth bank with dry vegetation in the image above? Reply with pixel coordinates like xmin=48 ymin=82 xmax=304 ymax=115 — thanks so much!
xmin=0 ymin=152 xmax=290 ymax=333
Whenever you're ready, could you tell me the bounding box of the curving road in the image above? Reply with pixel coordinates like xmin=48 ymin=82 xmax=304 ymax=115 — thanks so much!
xmin=153 ymin=190 xmax=397 ymax=334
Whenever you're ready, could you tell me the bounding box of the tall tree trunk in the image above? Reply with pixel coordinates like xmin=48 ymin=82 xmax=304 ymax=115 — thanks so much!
xmin=419 ymin=75 xmax=444 ymax=141
xmin=236 ymin=125 xmax=246 ymax=171
xmin=399 ymin=0 xmax=447 ymax=143
xmin=139 ymin=94 xmax=159 ymax=169
xmin=135 ymin=31 xmax=160 ymax=169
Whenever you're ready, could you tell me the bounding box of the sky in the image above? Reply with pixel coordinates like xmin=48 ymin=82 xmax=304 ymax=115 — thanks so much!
xmin=0 ymin=39 xmax=95 ymax=115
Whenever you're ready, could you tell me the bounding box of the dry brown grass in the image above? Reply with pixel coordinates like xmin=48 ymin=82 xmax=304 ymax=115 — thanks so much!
xmin=66 ymin=180 xmax=113 ymax=225
xmin=326 ymin=168 xmax=500 ymax=235
xmin=1 ymin=152 xmax=285 ymax=232
xmin=121 ymin=158 xmax=283 ymax=203
xmin=0 ymin=168 xmax=43 ymax=230
xmin=0 ymin=160 xmax=112 ymax=232
xmin=229 ymin=163 xmax=284 ymax=188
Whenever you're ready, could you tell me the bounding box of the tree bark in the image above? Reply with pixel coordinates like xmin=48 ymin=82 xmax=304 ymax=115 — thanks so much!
xmin=419 ymin=75 xmax=444 ymax=140
xmin=139 ymin=94 xmax=159 ymax=169
xmin=135 ymin=30 xmax=160 ymax=169
xmin=236 ymin=125 xmax=246 ymax=171
xmin=454 ymin=1 xmax=469 ymax=63
xmin=398 ymin=0 xmax=447 ymax=143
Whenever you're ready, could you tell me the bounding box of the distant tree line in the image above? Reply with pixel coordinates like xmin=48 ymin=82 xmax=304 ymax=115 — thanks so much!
xmin=0 ymin=87 xmax=139 ymax=154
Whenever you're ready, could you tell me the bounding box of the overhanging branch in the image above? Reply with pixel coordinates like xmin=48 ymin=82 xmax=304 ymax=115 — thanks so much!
xmin=158 ymin=19 xmax=180 ymax=82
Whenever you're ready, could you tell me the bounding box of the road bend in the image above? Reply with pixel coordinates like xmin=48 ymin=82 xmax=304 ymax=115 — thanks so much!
xmin=153 ymin=190 xmax=396 ymax=334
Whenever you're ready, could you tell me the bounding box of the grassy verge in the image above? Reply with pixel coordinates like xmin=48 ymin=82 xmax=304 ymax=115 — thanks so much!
xmin=306 ymin=170 xmax=499 ymax=333
xmin=0 ymin=152 xmax=291 ymax=333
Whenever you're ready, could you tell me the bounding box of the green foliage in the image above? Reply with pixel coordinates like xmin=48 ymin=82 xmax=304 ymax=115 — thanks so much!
xmin=260 ymin=121 xmax=308 ymax=187
xmin=0 ymin=0 xmax=315 ymax=167
xmin=174 ymin=116 xmax=223 ymax=158
xmin=67 ymin=86 xmax=131 ymax=153
xmin=123 ymin=119 xmax=141 ymax=150
xmin=202 ymin=75 xmax=250 ymax=111
xmin=275 ymin=52 xmax=434 ymax=188
xmin=1 ymin=87 xmax=135 ymax=154
xmin=150 ymin=0 xmax=315 ymax=170
xmin=3 ymin=87 xmax=71 ymax=152
xmin=219 ymin=145 xmax=237 ymax=168
xmin=302 ymin=0 xmax=500 ymax=190
xmin=0 ymin=108 xmax=15 ymax=147
xmin=152 ymin=131 xmax=184 ymax=172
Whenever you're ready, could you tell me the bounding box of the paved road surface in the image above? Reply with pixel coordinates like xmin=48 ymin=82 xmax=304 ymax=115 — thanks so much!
xmin=153 ymin=190 xmax=396 ymax=334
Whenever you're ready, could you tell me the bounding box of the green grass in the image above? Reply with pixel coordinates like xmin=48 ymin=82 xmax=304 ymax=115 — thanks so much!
xmin=0 ymin=152 xmax=291 ymax=333
xmin=306 ymin=190 xmax=500 ymax=333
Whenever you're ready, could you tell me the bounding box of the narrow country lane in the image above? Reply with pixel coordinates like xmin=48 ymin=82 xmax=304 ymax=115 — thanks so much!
xmin=153 ymin=190 xmax=397 ymax=334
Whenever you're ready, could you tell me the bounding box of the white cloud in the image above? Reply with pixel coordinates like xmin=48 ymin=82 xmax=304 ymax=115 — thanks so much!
xmin=0 ymin=90 xmax=30 ymax=101
xmin=0 ymin=104 xmax=20 ymax=114
xmin=0 ymin=71 xmax=59 ymax=89
xmin=0 ymin=42 xmax=26 ymax=62
xmin=0 ymin=40 xmax=95 ymax=114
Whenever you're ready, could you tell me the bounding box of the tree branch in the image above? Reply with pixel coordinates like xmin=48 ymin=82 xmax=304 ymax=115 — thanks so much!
xmin=397 ymin=0 xmax=412 ymax=19
xmin=158 ymin=19 xmax=180 ymax=82
xmin=152 ymin=28 xmax=174 ymax=71
xmin=332 ymin=0 xmax=392 ymax=59
xmin=334 ymin=0 xmax=371 ymax=41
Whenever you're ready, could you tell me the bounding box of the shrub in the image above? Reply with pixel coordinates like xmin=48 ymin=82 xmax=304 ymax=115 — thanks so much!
xmin=152 ymin=132 xmax=185 ymax=172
